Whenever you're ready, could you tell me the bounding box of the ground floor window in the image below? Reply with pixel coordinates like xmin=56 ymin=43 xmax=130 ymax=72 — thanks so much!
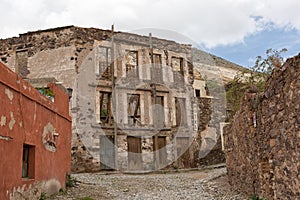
xmin=22 ymin=144 xmax=35 ymax=179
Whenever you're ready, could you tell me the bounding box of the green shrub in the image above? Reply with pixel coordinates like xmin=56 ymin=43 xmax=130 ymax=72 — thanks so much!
xmin=249 ymin=194 xmax=267 ymax=200
xmin=39 ymin=192 xmax=47 ymax=200
xmin=77 ymin=197 xmax=94 ymax=200
xmin=66 ymin=173 xmax=78 ymax=188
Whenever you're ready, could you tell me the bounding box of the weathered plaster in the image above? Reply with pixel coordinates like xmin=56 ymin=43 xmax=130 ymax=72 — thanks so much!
xmin=8 ymin=112 xmax=15 ymax=130
xmin=42 ymin=122 xmax=57 ymax=152
xmin=9 ymin=179 xmax=61 ymax=200
xmin=0 ymin=115 xmax=6 ymax=126
xmin=5 ymin=88 xmax=13 ymax=102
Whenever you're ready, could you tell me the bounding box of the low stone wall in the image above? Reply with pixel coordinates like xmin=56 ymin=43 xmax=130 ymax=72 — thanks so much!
xmin=224 ymin=54 xmax=300 ymax=199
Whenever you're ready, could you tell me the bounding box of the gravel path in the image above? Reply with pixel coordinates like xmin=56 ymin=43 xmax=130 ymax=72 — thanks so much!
xmin=49 ymin=167 xmax=245 ymax=200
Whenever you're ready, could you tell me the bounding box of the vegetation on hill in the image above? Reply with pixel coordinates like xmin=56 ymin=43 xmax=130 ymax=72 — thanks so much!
xmin=226 ymin=48 xmax=287 ymax=117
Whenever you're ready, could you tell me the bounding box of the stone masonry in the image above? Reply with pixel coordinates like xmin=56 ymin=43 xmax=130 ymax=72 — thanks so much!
xmin=223 ymin=54 xmax=300 ymax=199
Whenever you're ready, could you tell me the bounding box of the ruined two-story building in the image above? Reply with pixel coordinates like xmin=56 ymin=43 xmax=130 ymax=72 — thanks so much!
xmin=0 ymin=26 xmax=241 ymax=172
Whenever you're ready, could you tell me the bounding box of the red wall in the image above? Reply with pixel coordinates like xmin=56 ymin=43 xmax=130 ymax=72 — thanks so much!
xmin=0 ymin=62 xmax=71 ymax=199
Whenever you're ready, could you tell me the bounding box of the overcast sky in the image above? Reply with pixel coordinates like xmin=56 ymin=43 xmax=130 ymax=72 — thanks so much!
xmin=1 ymin=0 xmax=300 ymax=67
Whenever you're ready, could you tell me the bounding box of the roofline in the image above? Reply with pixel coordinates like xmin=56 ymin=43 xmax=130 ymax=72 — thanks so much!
xmin=15 ymin=25 xmax=191 ymax=47
xmin=19 ymin=25 xmax=76 ymax=36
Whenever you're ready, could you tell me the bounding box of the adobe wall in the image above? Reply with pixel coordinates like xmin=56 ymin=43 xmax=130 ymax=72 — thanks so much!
xmin=224 ymin=54 xmax=300 ymax=199
xmin=0 ymin=62 xmax=72 ymax=199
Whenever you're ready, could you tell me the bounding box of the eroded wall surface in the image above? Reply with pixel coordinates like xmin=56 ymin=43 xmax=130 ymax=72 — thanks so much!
xmin=224 ymin=54 xmax=300 ymax=199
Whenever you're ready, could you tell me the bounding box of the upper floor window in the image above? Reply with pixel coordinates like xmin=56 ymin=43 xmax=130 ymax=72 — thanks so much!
xmin=195 ymin=89 xmax=201 ymax=97
xmin=171 ymin=57 xmax=184 ymax=83
xmin=150 ymin=53 xmax=163 ymax=82
xmin=16 ymin=50 xmax=29 ymax=78
xmin=175 ymin=97 xmax=187 ymax=126
xmin=127 ymin=94 xmax=141 ymax=125
xmin=153 ymin=95 xmax=165 ymax=129
xmin=125 ymin=51 xmax=138 ymax=78
xmin=99 ymin=91 xmax=113 ymax=125
xmin=98 ymin=46 xmax=112 ymax=80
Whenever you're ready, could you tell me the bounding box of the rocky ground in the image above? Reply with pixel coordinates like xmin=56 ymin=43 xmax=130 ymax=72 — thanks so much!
xmin=48 ymin=166 xmax=245 ymax=200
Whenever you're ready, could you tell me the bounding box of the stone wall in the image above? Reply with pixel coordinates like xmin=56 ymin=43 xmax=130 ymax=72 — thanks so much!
xmin=224 ymin=54 xmax=300 ymax=199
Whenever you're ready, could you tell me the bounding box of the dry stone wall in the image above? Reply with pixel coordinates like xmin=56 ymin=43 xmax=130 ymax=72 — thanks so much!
xmin=224 ymin=54 xmax=300 ymax=199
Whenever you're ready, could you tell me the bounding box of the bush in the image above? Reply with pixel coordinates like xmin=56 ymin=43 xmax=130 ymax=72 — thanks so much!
xmin=66 ymin=173 xmax=78 ymax=188
xmin=249 ymin=194 xmax=267 ymax=200
xmin=39 ymin=192 xmax=47 ymax=200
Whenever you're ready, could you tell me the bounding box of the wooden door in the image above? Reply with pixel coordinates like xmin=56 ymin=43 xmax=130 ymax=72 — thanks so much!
xmin=100 ymin=135 xmax=115 ymax=170
xmin=176 ymin=137 xmax=191 ymax=168
xmin=153 ymin=136 xmax=167 ymax=169
xmin=127 ymin=136 xmax=142 ymax=171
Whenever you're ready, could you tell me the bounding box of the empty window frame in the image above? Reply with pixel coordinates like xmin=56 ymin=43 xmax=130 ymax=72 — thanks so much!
xmin=195 ymin=89 xmax=201 ymax=97
xmin=127 ymin=94 xmax=141 ymax=125
xmin=99 ymin=92 xmax=113 ymax=124
xmin=22 ymin=144 xmax=35 ymax=179
xmin=98 ymin=46 xmax=112 ymax=79
xmin=175 ymin=97 xmax=187 ymax=126
xmin=16 ymin=50 xmax=29 ymax=78
xmin=125 ymin=51 xmax=138 ymax=78
xmin=150 ymin=53 xmax=163 ymax=82
xmin=171 ymin=57 xmax=184 ymax=83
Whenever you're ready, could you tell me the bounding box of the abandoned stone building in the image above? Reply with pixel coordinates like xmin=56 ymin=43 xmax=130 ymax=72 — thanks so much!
xmin=0 ymin=26 xmax=243 ymax=172
xmin=224 ymin=54 xmax=300 ymax=199
xmin=0 ymin=62 xmax=71 ymax=200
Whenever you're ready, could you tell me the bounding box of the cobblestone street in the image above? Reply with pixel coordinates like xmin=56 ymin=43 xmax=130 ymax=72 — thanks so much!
xmin=50 ymin=166 xmax=245 ymax=200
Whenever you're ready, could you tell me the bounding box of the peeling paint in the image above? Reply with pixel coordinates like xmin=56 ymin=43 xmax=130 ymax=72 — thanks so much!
xmin=5 ymin=88 xmax=13 ymax=101
xmin=42 ymin=122 xmax=57 ymax=152
xmin=0 ymin=116 xmax=6 ymax=126
xmin=8 ymin=112 xmax=15 ymax=130
xmin=9 ymin=179 xmax=61 ymax=200
xmin=0 ymin=135 xmax=13 ymax=141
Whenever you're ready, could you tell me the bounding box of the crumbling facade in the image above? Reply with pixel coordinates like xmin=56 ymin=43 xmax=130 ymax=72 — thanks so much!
xmin=0 ymin=26 xmax=240 ymax=172
xmin=223 ymin=54 xmax=300 ymax=199
xmin=0 ymin=62 xmax=71 ymax=199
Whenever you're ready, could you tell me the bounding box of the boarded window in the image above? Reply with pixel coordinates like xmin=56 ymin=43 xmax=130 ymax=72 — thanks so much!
xmin=99 ymin=92 xmax=113 ymax=124
xmin=150 ymin=53 xmax=163 ymax=82
xmin=175 ymin=97 xmax=187 ymax=126
xmin=98 ymin=46 xmax=112 ymax=80
xmin=171 ymin=57 xmax=184 ymax=83
xmin=22 ymin=144 xmax=35 ymax=179
xmin=127 ymin=94 xmax=141 ymax=125
xmin=153 ymin=96 xmax=165 ymax=129
xmin=126 ymin=51 xmax=138 ymax=78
